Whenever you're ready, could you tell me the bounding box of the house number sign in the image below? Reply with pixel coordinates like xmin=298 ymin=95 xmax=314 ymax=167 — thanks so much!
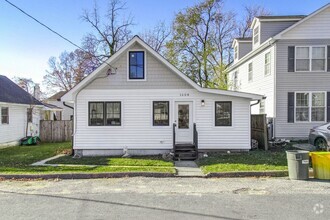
xmin=180 ymin=93 xmax=189 ymax=96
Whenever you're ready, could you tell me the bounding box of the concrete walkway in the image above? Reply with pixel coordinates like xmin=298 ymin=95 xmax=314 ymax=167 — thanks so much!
xmin=174 ymin=161 xmax=204 ymax=177
xmin=293 ymin=143 xmax=316 ymax=151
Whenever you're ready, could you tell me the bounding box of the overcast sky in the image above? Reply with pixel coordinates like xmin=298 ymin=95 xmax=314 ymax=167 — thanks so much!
xmin=0 ymin=0 xmax=329 ymax=90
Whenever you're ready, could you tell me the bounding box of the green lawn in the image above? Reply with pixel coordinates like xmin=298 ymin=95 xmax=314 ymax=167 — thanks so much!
xmin=196 ymin=148 xmax=290 ymax=173
xmin=46 ymin=155 xmax=173 ymax=167
xmin=0 ymin=142 xmax=175 ymax=174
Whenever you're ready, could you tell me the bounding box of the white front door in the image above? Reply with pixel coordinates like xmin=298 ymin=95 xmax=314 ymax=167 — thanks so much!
xmin=175 ymin=101 xmax=193 ymax=143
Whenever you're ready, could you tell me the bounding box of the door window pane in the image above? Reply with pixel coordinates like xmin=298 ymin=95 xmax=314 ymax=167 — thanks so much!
xmin=178 ymin=104 xmax=189 ymax=129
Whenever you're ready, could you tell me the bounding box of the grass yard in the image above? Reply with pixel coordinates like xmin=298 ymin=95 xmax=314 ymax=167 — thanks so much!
xmin=46 ymin=155 xmax=173 ymax=167
xmin=196 ymin=147 xmax=292 ymax=173
xmin=0 ymin=142 xmax=175 ymax=174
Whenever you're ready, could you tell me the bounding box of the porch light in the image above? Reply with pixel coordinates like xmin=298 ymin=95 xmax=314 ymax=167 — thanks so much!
xmin=201 ymin=100 xmax=205 ymax=107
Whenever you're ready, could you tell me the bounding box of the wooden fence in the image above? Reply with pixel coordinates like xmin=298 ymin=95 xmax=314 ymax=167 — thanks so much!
xmin=251 ymin=114 xmax=268 ymax=150
xmin=40 ymin=120 xmax=73 ymax=142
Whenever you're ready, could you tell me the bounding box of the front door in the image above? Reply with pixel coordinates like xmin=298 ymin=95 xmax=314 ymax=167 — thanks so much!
xmin=175 ymin=102 xmax=193 ymax=143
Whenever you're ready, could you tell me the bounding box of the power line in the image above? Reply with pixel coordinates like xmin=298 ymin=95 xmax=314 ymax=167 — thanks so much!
xmin=4 ymin=0 xmax=115 ymax=70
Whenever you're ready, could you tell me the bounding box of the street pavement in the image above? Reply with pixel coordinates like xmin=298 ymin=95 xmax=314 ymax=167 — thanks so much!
xmin=0 ymin=177 xmax=329 ymax=220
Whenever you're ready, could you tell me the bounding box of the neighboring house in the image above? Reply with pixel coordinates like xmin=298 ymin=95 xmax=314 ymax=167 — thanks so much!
xmin=41 ymin=103 xmax=63 ymax=120
xmin=0 ymin=75 xmax=43 ymax=146
xmin=43 ymin=91 xmax=73 ymax=120
xmin=62 ymin=36 xmax=263 ymax=158
xmin=228 ymin=3 xmax=330 ymax=140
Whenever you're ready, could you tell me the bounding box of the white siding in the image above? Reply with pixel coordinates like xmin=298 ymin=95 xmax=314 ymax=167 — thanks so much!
xmin=275 ymin=39 xmax=330 ymax=139
xmin=229 ymin=45 xmax=275 ymax=117
xmin=74 ymin=89 xmax=251 ymax=150
xmin=282 ymin=7 xmax=330 ymax=39
xmin=0 ymin=104 xmax=26 ymax=144
xmin=86 ymin=42 xmax=192 ymax=90
xmin=0 ymin=103 xmax=41 ymax=145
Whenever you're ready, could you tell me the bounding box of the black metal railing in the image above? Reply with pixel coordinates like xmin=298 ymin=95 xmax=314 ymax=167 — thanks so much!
xmin=173 ymin=123 xmax=176 ymax=151
xmin=193 ymin=123 xmax=198 ymax=151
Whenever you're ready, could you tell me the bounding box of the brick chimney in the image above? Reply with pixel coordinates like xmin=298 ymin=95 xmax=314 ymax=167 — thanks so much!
xmin=33 ymin=84 xmax=41 ymax=100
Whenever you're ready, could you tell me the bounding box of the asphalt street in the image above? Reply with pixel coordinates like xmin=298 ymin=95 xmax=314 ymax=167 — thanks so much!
xmin=0 ymin=177 xmax=329 ymax=220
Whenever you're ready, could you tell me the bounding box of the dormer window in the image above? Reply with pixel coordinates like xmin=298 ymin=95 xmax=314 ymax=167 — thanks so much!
xmin=234 ymin=45 xmax=238 ymax=60
xmin=253 ymin=26 xmax=259 ymax=44
xmin=128 ymin=51 xmax=145 ymax=80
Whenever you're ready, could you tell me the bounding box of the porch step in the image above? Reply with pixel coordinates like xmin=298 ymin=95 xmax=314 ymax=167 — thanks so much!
xmin=174 ymin=144 xmax=197 ymax=160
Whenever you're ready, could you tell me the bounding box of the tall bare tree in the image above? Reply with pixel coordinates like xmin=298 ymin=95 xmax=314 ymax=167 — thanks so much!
xmin=140 ymin=21 xmax=171 ymax=55
xmin=237 ymin=5 xmax=271 ymax=38
xmin=44 ymin=50 xmax=93 ymax=92
xmin=81 ymin=0 xmax=134 ymax=62
xmin=166 ymin=0 xmax=236 ymax=88
xmin=13 ymin=77 xmax=35 ymax=95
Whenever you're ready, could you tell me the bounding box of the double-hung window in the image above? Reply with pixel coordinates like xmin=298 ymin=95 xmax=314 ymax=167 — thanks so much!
xmin=264 ymin=52 xmax=271 ymax=76
xmin=296 ymin=46 xmax=326 ymax=72
xmin=129 ymin=51 xmax=145 ymax=79
xmin=89 ymin=102 xmax=122 ymax=126
xmin=248 ymin=62 xmax=253 ymax=82
xmin=1 ymin=107 xmax=9 ymax=124
xmin=89 ymin=102 xmax=104 ymax=126
xmin=105 ymin=102 xmax=121 ymax=126
xmin=253 ymin=26 xmax=259 ymax=44
xmin=153 ymin=101 xmax=169 ymax=126
xmin=295 ymin=92 xmax=326 ymax=122
xmin=215 ymin=101 xmax=232 ymax=126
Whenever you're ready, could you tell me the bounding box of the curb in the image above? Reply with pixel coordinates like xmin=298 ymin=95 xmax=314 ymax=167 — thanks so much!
xmin=205 ymin=171 xmax=288 ymax=178
xmin=0 ymin=172 xmax=176 ymax=180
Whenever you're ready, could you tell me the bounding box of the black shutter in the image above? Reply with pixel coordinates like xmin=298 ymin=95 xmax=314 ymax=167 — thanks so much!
xmin=327 ymin=92 xmax=330 ymax=122
xmin=327 ymin=46 xmax=330 ymax=72
xmin=288 ymin=46 xmax=295 ymax=72
xmin=288 ymin=92 xmax=294 ymax=123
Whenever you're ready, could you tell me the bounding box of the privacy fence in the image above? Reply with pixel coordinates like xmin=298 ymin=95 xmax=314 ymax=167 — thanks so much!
xmin=39 ymin=120 xmax=73 ymax=142
xmin=251 ymin=114 xmax=268 ymax=150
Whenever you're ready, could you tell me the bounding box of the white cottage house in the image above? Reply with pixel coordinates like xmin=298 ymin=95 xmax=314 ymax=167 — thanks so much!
xmin=62 ymin=36 xmax=263 ymax=159
xmin=0 ymin=75 xmax=43 ymax=147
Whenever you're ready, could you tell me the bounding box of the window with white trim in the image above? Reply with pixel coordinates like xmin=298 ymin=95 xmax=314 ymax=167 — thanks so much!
xmin=295 ymin=92 xmax=326 ymax=122
xmin=264 ymin=52 xmax=271 ymax=76
xmin=1 ymin=107 xmax=9 ymax=124
xmin=233 ymin=70 xmax=238 ymax=90
xmin=129 ymin=51 xmax=145 ymax=79
xmin=248 ymin=62 xmax=253 ymax=82
xmin=259 ymin=100 xmax=265 ymax=114
xmin=234 ymin=45 xmax=238 ymax=60
xmin=296 ymin=46 xmax=326 ymax=72
xmin=253 ymin=26 xmax=259 ymax=44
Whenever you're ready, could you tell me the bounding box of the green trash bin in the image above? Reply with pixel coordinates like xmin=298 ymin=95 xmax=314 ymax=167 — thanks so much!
xmin=286 ymin=150 xmax=310 ymax=180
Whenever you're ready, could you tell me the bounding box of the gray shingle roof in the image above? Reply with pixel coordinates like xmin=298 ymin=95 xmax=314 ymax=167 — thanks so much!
xmin=257 ymin=15 xmax=306 ymax=19
xmin=0 ymin=75 xmax=43 ymax=105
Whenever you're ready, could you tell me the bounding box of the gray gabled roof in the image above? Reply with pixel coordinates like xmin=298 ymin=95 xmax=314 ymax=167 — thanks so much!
xmin=46 ymin=91 xmax=66 ymax=101
xmin=0 ymin=75 xmax=43 ymax=105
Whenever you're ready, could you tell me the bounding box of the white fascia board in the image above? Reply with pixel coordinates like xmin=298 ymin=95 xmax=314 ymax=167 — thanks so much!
xmin=61 ymin=36 xmax=264 ymax=102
